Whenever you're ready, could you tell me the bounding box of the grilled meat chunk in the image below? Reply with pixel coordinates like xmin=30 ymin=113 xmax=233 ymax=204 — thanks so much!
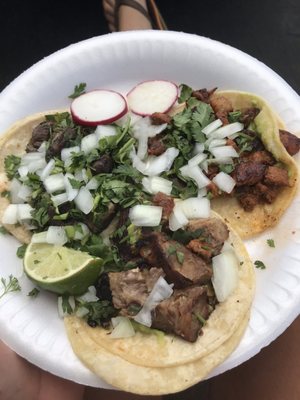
xmin=91 ymin=154 xmax=114 ymax=174
xmin=152 ymin=286 xmax=211 ymax=342
xmin=108 ymin=267 xmax=163 ymax=316
xmin=239 ymin=107 xmax=260 ymax=127
xmin=241 ymin=150 xmax=275 ymax=165
xmin=26 ymin=121 xmax=52 ymax=152
xmin=152 ymin=192 xmax=175 ymax=219
xmin=148 ymin=135 xmax=166 ymax=156
xmin=186 ymin=218 xmax=229 ymax=259
xmin=192 ymin=87 xmax=217 ymax=103
xmin=279 ymin=130 xmax=300 ymax=156
xmin=234 ymin=161 xmax=266 ymax=186
xmin=140 ymin=232 xmax=212 ymax=288
xmin=264 ymin=166 xmax=290 ymax=186
xmin=210 ymin=95 xmax=233 ymax=125
xmin=150 ymin=112 xmax=172 ymax=125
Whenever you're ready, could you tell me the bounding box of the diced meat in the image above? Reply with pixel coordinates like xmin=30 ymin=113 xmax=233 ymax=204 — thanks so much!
xmin=152 ymin=192 xmax=174 ymax=218
xmin=140 ymin=232 xmax=212 ymax=288
xmin=186 ymin=218 xmax=229 ymax=257
xmin=210 ymin=95 xmax=233 ymax=113
xmin=91 ymin=154 xmax=114 ymax=174
xmin=150 ymin=112 xmax=172 ymax=125
xmin=255 ymin=182 xmax=279 ymax=204
xmin=239 ymin=107 xmax=260 ymax=127
xmin=108 ymin=267 xmax=164 ymax=316
xmin=47 ymin=127 xmax=77 ymax=158
xmin=205 ymin=164 xmax=219 ymax=180
xmin=226 ymin=138 xmax=239 ymax=152
xmin=206 ymin=182 xmax=220 ymax=198
xmin=26 ymin=121 xmax=52 ymax=152
xmin=279 ymin=130 xmax=300 ymax=156
xmin=152 ymin=286 xmax=212 ymax=342
xmin=192 ymin=87 xmax=217 ymax=103
xmin=264 ymin=166 xmax=290 ymax=186
xmin=238 ymin=192 xmax=260 ymax=211
xmin=148 ymin=135 xmax=166 ymax=156
xmin=85 ymin=202 xmax=117 ymax=233
xmin=242 ymin=150 xmax=275 ymax=165
xmin=234 ymin=161 xmax=266 ymax=186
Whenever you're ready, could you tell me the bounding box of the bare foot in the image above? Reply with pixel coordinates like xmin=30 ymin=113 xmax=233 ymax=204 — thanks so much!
xmin=102 ymin=0 xmax=152 ymax=32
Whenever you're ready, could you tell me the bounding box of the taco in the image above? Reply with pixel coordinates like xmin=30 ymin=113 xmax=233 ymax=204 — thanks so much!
xmin=0 ymin=97 xmax=257 ymax=393
xmin=207 ymin=90 xmax=299 ymax=238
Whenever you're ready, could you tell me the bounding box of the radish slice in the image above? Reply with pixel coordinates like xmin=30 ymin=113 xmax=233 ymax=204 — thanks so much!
xmin=127 ymin=80 xmax=178 ymax=116
xmin=71 ymin=90 xmax=128 ymax=126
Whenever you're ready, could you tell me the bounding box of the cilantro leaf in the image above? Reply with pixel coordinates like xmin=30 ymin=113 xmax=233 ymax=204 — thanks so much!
xmin=28 ymin=288 xmax=40 ymax=298
xmin=4 ymin=155 xmax=21 ymax=180
xmin=267 ymin=239 xmax=275 ymax=248
xmin=0 ymin=226 xmax=8 ymax=235
xmin=0 ymin=275 xmax=21 ymax=299
xmin=16 ymin=244 xmax=27 ymax=259
xmin=254 ymin=260 xmax=266 ymax=269
xmin=178 ymin=84 xmax=193 ymax=103
xmin=68 ymin=83 xmax=87 ymax=99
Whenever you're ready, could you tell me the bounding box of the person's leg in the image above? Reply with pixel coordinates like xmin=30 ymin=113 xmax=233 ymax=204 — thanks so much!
xmin=102 ymin=0 xmax=152 ymax=32
xmin=0 ymin=340 xmax=85 ymax=400
xmin=208 ymin=316 xmax=300 ymax=400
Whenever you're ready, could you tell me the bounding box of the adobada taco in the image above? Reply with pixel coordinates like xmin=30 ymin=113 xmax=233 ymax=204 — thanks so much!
xmin=207 ymin=90 xmax=299 ymax=238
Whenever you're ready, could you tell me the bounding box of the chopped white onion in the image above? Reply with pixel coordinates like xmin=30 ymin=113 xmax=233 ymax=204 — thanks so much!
xmin=110 ymin=316 xmax=135 ymax=339
xmin=75 ymin=306 xmax=90 ymax=318
xmin=21 ymin=152 xmax=45 ymax=164
xmin=74 ymin=187 xmax=94 ymax=214
xmin=142 ymin=176 xmax=172 ymax=195
xmin=188 ymin=152 xmax=207 ymax=167
xmin=137 ymin=134 xmax=149 ymax=160
xmin=193 ymin=143 xmax=205 ymax=155
xmin=212 ymin=250 xmax=239 ymax=302
xmin=180 ymin=164 xmax=211 ymax=189
xmin=207 ymin=138 xmax=227 ymax=149
xmin=86 ymin=177 xmax=100 ymax=190
xmin=37 ymin=141 xmax=47 ymax=153
xmin=211 ymin=146 xmax=239 ymax=159
xmin=73 ymin=223 xmax=90 ymax=240
xmin=10 ymin=178 xmax=24 ymax=204
xmin=61 ymin=146 xmax=80 ymax=161
xmin=18 ymin=165 xmax=29 ymax=179
xmin=40 ymin=159 xmax=55 ymax=181
xmin=212 ymin=171 xmax=236 ymax=194
xmin=64 ymin=173 xmax=79 ymax=201
xmin=31 ymin=231 xmax=48 ymax=243
xmin=202 ymin=118 xmax=223 ymax=135
xmin=74 ymin=168 xmax=89 ymax=183
xmin=179 ymin=197 xmax=211 ymax=219
xmin=81 ymin=133 xmax=98 ymax=154
xmin=1 ymin=204 xmax=18 ymax=224
xmin=132 ymin=116 xmax=167 ymax=139
xmin=206 ymin=157 xmax=233 ymax=165
xmin=51 ymin=192 xmax=69 ymax=207
xmin=17 ymin=204 xmax=34 ymax=221
xmin=198 ymin=187 xmax=208 ymax=198
xmin=95 ymin=125 xmax=117 ymax=139
xmin=134 ymin=276 xmax=173 ymax=327
xmin=77 ymin=286 xmax=99 ymax=303
xmin=46 ymin=226 xmax=68 ymax=245
xmin=169 ymin=203 xmax=189 ymax=231
xmin=43 ymin=173 xmax=65 ymax=193
xmin=210 ymin=122 xmax=244 ymax=139
xmin=131 ymin=147 xmax=179 ymax=177
xmin=129 ymin=204 xmax=162 ymax=227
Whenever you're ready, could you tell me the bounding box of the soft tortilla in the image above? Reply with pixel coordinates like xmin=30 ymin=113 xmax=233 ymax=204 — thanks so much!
xmin=64 ymin=311 xmax=250 ymax=395
xmin=210 ymin=91 xmax=299 ymax=238
xmin=0 ymin=111 xmax=62 ymax=243
xmin=64 ymin=214 xmax=255 ymax=368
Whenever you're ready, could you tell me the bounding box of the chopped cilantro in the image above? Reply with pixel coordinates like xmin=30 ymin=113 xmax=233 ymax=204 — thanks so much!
xmin=194 ymin=312 xmax=207 ymax=325
xmin=254 ymin=260 xmax=266 ymax=269
xmin=219 ymin=164 xmax=234 ymax=174
xmin=178 ymin=84 xmax=193 ymax=103
xmin=27 ymin=288 xmax=40 ymax=298
xmin=0 ymin=275 xmax=21 ymax=299
xmin=4 ymin=155 xmax=21 ymax=180
xmin=16 ymin=244 xmax=27 ymax=259
xmin=167 ymin=245 xmax=177 ymax=256
xmin=267 ymin=239 xmax=275 ymax=248
xmin=0 ymin=226 xmax=8 ymax=235
xmin=68 ymin=83 xmax=87 ymax=99
xmin=176 ymin=251 xmax=185 ymax=264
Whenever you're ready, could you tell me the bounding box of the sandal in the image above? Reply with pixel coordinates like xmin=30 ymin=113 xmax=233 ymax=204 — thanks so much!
xmin=103 ymin=0 xmax=167 ymax=32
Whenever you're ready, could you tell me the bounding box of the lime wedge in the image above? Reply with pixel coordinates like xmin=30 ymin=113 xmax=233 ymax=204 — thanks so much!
xmin=24 ymin=243 xmax=103 ymax=295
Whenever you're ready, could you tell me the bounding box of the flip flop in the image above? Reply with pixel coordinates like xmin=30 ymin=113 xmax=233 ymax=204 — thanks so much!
xmin=105 ymin=0 xmax=167 ymax=32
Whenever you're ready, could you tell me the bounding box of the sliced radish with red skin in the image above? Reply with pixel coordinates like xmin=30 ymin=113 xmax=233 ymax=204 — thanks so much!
xmin=127 ymin=80 xmax=179 ymax=116
xmin=71 ymin=90 xmax=128 ymax=126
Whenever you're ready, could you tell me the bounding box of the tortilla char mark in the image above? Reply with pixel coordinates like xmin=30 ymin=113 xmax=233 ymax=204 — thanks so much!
xmin=104 ymin=217 xmax=229 ymax=343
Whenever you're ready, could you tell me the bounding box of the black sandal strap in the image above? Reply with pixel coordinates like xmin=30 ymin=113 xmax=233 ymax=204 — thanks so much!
xmin=114 ymin=0 xmax=151 ymax=30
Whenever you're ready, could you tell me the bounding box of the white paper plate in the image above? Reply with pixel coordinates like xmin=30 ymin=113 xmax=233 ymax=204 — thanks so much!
xmin=0 ymin=30 xmax=299 ymax=389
